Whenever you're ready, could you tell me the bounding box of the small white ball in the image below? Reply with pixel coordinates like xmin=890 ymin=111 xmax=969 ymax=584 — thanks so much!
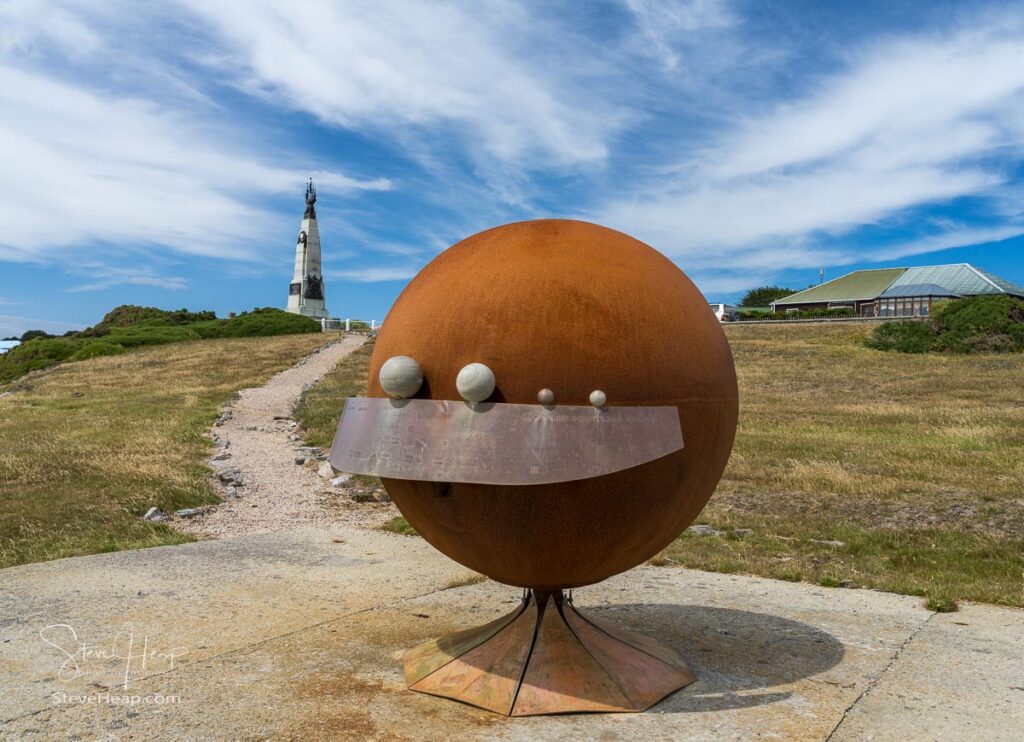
xmin=456 ymin=363 xmax=496 ymax=403
xmin=537 ymin=388 xmax=555 ymax=405
xmin=378 ymin=356 xmax=423 ymax=399
xmin=589 ymin=389 xmax=607 ymax=408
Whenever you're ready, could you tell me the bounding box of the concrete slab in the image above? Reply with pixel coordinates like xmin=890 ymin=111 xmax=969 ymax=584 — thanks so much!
xmin=1 ymin=528 xmax=1020 ymax=740
xmin=831 ymin=603 xmax=1024 ymax=741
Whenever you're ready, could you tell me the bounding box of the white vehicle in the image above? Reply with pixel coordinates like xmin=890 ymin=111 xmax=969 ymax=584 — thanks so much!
xmin=708 ymin=303 xmax=739 ymax=322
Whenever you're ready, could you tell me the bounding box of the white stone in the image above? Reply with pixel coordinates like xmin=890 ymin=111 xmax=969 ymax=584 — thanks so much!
xmin=456 ymin=363 xmax=495 ymax=403
xmin=379 ymin=356 xmax=423 ymax=399
xmin=589 ymin=389 xmax=607 ymax=408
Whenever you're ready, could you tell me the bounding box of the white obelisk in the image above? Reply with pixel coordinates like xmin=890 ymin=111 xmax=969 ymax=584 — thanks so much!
xmin=286 ymin=180 xmax=329 ymax=319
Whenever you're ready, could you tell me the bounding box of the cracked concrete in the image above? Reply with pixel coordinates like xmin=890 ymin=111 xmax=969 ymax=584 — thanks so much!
xmin=2 ymin=528 xmax=1021 ymax=740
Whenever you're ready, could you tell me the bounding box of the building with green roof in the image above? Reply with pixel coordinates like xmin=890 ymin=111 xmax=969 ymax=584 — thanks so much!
xmin=771 ymin=264 xmax=1024 ymax=318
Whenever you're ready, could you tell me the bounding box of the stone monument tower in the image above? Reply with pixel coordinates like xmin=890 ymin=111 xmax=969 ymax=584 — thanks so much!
xmin=286 ymin=180 xmax=329 ymax=319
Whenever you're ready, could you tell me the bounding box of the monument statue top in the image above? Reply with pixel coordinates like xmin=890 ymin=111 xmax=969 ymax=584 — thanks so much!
xmin=304 ymin=179 xmax=317 ymax=218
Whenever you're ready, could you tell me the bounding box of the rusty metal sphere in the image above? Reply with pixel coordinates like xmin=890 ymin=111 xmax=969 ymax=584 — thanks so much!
xmin=369 ymin=219 xmax=738 ymax=590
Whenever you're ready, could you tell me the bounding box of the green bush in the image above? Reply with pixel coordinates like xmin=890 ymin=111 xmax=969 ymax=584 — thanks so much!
xmin=868 ymin=295 xmax=1024 ymax=354
xmin=865 ymin=320 xmax=938 ymax=353
xmin=93 ymin=305 xmax=217 ymax=330
xmin=932 ymin=294 xmax=1024 ymax=353
xmin=196 ymin=308 xmax=320 ymax=339
xmin=68 ymin=342 xmax=127 ymax=362
xmin=742 ymin=307 xmax=856 ymax=321
xmin=0 ymin=306 xmax=322 ymax=384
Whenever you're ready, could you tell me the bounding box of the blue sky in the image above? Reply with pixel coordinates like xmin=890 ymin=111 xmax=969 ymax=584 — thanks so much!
xmin=1 ymin=0 xmax=1024 ymax=336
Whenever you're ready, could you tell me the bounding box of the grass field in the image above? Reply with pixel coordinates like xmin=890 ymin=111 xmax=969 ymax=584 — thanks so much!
xmin=0 ymin=333 xmax=333 ymax=568
xmin=668 ymin=322 xmax=1024 ymax=608
xmin=297 ymin=323 xmax=1024 ymax=607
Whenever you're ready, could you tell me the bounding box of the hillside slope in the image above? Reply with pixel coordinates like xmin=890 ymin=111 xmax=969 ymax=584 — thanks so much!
xmin=0 ymin=333 xmax=333 ymax=567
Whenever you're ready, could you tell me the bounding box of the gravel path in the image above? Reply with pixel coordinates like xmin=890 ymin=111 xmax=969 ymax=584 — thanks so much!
xmin=174 ymin=334 xmax=398 ymax=538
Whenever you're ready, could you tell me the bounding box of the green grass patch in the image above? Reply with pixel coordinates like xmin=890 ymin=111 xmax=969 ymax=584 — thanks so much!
xmin=294 ymin=339 xmax=375 ymax=449
xmin=925 ymin=597 xmax=960 ymax=613
xmin=380 ymin=516 xmax=417 ymax=536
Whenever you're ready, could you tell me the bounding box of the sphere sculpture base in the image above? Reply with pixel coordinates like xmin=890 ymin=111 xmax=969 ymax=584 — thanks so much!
xmin=403 ymin=590 xmax=696 ymax=716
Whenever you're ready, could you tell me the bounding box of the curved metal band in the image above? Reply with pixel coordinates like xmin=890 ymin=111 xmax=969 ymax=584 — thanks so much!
xmin=329 ymin=397 xmax=683 ymax=486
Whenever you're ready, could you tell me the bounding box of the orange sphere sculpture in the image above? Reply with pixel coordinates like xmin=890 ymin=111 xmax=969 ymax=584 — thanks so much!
xmin=370 ymin=219 xmax=738 ymax=589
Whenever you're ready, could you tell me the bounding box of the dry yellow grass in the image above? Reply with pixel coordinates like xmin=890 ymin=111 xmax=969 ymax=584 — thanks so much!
xmin=0 ymin=333 xmax=332 ymax=567
xmin=660 ymin=322 xmax=1024 ymax=607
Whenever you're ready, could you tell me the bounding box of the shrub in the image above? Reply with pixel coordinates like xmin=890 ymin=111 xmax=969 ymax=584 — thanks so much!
xmin=0 ymin=306 xmax=321 ymax=384
xmin=865 ymin=321 xmax=938 ymax=353
xmin=932 ymin=294 xmax=1024 ymax=353
xmin=867 ymin=295 xmax=1024 ymax=354
xmin=68 ymin=342 xmax=127 ymax=362
xmin=195 ymin=308 xmax=320 ymax=338
xmin=95 ymin=305 xmax=217 ymax=330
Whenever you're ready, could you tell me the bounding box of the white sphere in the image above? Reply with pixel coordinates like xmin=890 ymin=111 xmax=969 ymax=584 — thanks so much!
xmin=456 ymin=363 xmax=496 ymax=403
xmin=537 ymin=388 xmax=555 ymax=405
xmin=589 ymin=389 xmax=607 ymax=408
xmin=379 ymin=356 xmax=423 ymax=399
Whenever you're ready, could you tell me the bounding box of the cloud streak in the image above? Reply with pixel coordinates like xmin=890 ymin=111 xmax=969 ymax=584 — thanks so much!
xmin=597 ymin=19 xmax=1024 ymax=282
xmin=0 ymin=3 xmax=390 ymax=266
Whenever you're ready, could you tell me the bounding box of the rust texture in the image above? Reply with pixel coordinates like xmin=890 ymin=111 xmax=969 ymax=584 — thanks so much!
xmin=405 ymin=590 xmax=697 ymax=716
xmin=369 ymin=219 xmax=739 ymax=589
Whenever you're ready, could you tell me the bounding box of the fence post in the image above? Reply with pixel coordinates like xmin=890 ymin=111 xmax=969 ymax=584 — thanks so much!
xmin=345 ymin=319 xmax=351 ymax=332
xmin=371 ymin=320 xmax=376 ymax=330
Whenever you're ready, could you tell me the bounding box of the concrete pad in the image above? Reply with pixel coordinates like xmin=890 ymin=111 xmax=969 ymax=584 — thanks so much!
xmin=831 ymin=603 xmax=1024 ymax=741
xmin=0 ymin=527 xmax=467 ymax=722
xmin=1 ymin=528 xmax=1020 ymax=740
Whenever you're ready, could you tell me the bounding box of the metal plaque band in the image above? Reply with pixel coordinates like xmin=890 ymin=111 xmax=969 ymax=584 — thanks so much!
xmin=329 ymin=397 xmax=683 ymax=485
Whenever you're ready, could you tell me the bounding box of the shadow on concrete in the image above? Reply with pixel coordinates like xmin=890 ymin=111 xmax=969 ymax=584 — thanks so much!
xmin=586 ymin=603 xmax=846 ymax=714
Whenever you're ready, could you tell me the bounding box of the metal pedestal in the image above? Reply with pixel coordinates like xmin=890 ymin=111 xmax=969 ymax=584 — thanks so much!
xmin=404 ymin=589 xmax=695 ymax=716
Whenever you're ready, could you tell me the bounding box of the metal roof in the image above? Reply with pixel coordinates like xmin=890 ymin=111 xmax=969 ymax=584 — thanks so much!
xmin=886 ymin=264 xmax=1020 ymax=297
xmin=879 ymin=283 xmax=961 ymax=298
xmin=772 ymin=268 xmax=906 ymax=305
xmin=973 ymin=267 xmax=1024 ymax=297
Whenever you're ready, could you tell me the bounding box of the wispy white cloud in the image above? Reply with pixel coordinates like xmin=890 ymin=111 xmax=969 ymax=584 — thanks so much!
xmin=180 ymin=0 xmax=631 ymax=170
xmin=0 ymin=3 xmax=391 ymax=266
xmin=625 ymin=0 xmax=735 ymax=70
xmin=65 ymin=274 xmax=190 ymax=293
xmin=599 ymin=19 xmax=1024 ymax=281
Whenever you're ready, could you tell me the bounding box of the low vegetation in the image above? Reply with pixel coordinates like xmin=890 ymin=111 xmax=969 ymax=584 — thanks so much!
xmin=380 ymin=516 xmax=418 ymax=537
xmin=739 ymin=306 xmax=856 ymax=321
xmin=0 ymin=305 xmax=321 ymax=385
xmin=867 ymin=294 xmax=1024 ymax=353
xmin=294 ymin=339 xmax=375 ymax=449
xmin=0 ymin=333 xmax=332 ymax=567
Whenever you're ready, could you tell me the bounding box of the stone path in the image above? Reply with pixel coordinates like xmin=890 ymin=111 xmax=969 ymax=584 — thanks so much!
xmin=173 ymin=333 xmax=396 ymax=539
